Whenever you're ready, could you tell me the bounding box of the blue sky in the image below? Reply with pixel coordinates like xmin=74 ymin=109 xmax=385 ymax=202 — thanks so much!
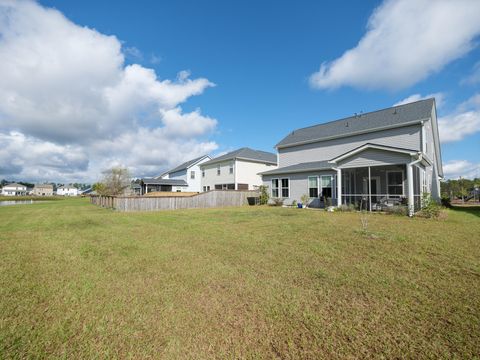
xmin=1 ymin=0 xmax=479 ymax=182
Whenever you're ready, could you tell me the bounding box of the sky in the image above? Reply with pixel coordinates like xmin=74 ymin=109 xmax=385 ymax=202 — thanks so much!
xmin=0 ymin=0 xmax=479 ymax=183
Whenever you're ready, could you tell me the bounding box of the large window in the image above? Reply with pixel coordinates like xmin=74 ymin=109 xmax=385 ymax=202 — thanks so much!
xmin=321 ymin=175 xmax=332 ymax=198
xmin=271 ymin=179 xmax=279 ymax=198
xmin=308 ymin=176 xmax=318 ymax=198
xmin=387 ymin=171 xmax=403 ymax=197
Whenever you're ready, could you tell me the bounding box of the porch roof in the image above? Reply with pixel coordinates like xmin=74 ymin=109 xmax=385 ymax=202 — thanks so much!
xmin=141 ymin=178 xmax=188 ymax=186
xmin=259 ymin=160 xmax=333 ymax=176
xmin=329 ymin=143 xmax=418 ymax=164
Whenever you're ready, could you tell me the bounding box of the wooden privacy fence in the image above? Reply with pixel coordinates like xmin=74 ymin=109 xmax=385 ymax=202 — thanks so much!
xmin=90 ymin=190 xmax=259 ymax=212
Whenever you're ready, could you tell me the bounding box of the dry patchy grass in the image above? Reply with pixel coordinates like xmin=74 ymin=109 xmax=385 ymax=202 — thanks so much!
xmin=0 ymin=199 xmax=479 ymax=359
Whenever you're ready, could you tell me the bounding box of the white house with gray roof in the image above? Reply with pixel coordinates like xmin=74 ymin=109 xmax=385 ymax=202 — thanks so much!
xmin=157 ymin=155 xmax=211 ymax=193
xmin=261 ymin=99 xmax=443 ymax=216
xmin=200 ymin=147 xmax=277 ymax=191
xmin=1 ymin=183 xmax=27 ymax=196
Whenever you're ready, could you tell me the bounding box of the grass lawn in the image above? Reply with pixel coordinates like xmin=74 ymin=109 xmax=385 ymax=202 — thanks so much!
xmin=1 ymin=199 xmax=479 ymax=358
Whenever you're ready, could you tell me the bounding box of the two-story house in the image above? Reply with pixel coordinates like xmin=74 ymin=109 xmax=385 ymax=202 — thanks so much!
xmin=157 ymin=155 xmax=211 ymax=192
xmin=33 ymin=184 xmax=54 ymax=196
xmin=260 ymin=99 xmax=443 ymax=216
xmin=1 ymin=183 xmax=27 ymax=196
xmin=56 ymin=185 xmax=79 ymax=196
xmin=200 ymin=148 xmax=277 ymax=191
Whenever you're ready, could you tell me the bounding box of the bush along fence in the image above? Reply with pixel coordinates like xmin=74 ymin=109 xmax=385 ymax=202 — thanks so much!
xmin=90 ymin=190 xmax=259 ymax=212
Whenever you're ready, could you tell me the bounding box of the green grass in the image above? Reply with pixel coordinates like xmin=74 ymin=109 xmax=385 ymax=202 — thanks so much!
xmin=0 ymin=199 xmax=479 ymax=359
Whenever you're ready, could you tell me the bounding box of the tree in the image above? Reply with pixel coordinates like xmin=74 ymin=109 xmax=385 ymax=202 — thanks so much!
xmin=96 ymin=167 xmax=131 ymax=196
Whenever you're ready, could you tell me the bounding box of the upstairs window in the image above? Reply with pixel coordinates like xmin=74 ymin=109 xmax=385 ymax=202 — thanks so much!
xmin=217 ymin=165 xmax=221 ymax=176
xmin=229 ymin=163 xmax=234 ymax=174
xmin=190 ymin=171 xmax=195 ymax=179
xmin=202 ymin=170 xmax=205 ymax=177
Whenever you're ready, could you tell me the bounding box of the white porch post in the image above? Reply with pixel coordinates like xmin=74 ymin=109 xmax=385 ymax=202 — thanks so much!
xmin=407 ymin=164 xmax=414 ymax=217
xmin=368 ymin=166 xmax=372 ymax=212
xmin=336 ymin=168 xmax=342 ymax=206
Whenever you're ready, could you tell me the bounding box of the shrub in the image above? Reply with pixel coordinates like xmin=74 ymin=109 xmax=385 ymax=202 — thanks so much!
xmin=270 ymin=198 xmax=284 ymax=207
xmin=385 ymin=205 xmax=408 ymax=216
xmin=258 ymin=185 xmax=269 ymax=205
xmin=337 ymin=204 xmax=355 ymax=212
xmin=418 ymin=193 xmax=441 ymax=218
xmin=441 ymin=196 xmax=452 ymax=208
xmin=300 ymin=194 xmax=309 ymax=208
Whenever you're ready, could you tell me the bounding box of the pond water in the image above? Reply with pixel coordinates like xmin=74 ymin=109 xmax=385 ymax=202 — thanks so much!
xmin=0 ymin=200 xmax=36 ymax=206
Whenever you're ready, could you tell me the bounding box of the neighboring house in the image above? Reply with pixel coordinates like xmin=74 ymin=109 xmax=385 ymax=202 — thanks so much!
xmin=130 ymin=183 xmax=142 ymax=196
xmin=56 ymin=186 xmax=79 ymax=196
xmin=141 ymin=178 xmax=189 ymax=194
xmin=260 ymin=99 xmax=443 ymax=215
xmin=200 ymin=147 xmax=277 ymax=191
xmin=157 ymin=155 xmax=211 ymax=192
xmin=33 ymin=184 xmax=54 ymax=196
xmin=1 ymin=183 xmax=27 ymax=196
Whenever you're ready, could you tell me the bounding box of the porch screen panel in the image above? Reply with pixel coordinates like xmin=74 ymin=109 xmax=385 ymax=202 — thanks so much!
xmin=387 ymin=171 xmax=403 ymax=197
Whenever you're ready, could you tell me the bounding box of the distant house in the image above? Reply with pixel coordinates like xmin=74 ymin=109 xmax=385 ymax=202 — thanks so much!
xmin=157 ymin=155 xmax=211 ymax=192
xmin=261 ymin=99 xmax=443 ymax=215
xmin=33 ymin=184 xmax=54 ymax=196
xmin=200 ymin=147 xmax=277 ymax=191
xmin=1 ymin=183 xmax=27 ymax=196
xmin=56 ymin=186 xmax=79 ymax=196
xmin=140 ymin=178 xmax=189 ymax=194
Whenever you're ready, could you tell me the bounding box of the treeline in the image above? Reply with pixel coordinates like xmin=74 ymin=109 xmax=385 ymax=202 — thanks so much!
xmin=441 ymin=178 xmax=480 ymax=201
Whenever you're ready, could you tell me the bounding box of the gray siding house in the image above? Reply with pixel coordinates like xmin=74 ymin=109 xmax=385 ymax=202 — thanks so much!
xmin=261 ymin=99 xmax=443 ymax=215
xmin=157 ymin=155 xmax=211 ymax=193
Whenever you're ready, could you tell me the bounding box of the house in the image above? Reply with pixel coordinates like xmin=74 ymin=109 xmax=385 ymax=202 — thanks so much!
xmin=33 ymin=184 xmax=54 ymax=196
xmin=260 ymin=99 xmax=443 ymax=216
xmin=56 ymin=185 xmax=79 ymax=196
xmin=157 ymin=155 xmax=211 ymax=192
xmin=1 ymin=183 xmax=27 ymax=196
xmin=200 ymin=147 xmax=277 ymax=191
xmin=140 ymin=178 xmax=189 ymax=194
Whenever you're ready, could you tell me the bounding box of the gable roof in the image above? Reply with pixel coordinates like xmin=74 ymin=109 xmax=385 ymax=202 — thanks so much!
xmin=276 ymin=98 xmax=435 ymax=149
xmin=329 ymin=143 xmax=418 ymax=163
xmin=157 ymin=155 xmax=210 ymax=178
xmin=34 ymin=183 xmax=53 ymax=189
xmin=3 ymin=183 xmax=26 ymax=188
xmin=201 ymin=147 xmax=277 ymax=166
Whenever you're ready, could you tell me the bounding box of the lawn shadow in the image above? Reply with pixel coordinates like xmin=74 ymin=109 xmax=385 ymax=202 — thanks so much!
xmin=450 ymin=205 xmax=480 ymax=218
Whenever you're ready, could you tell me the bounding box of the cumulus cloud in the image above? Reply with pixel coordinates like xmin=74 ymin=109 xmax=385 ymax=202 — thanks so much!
xmin=0 ymin=0 xmax=218 ymax=182
xmin=443 ymin=160 xmax=480 ymax=179
xmin=438 ymin=93 xmax=480 ymax=143
xmin=309 ymin=0 xmax=480 ymax=90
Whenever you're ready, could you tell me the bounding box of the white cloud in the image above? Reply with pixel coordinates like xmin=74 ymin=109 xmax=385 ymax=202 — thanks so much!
xmin=394 ymin=92 xmax=445 ymax=108
xmin=443 ymin=160 xmax=480 ymax=179
xmin=0 ymin=1 xmax=218 ymax=182
xmin=438 ymin=93 xmax=480 ymax=143
xmin=310 ymin=0 xmax=480 ymax=90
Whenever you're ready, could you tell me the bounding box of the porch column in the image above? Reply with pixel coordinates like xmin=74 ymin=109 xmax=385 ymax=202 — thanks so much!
xmin=336 ymin=168 xmax=342 ymax=206
xmin=407 ymin=164 xmax=414 ymax=217
xmin=368 ymin=166 xmax=372 ymax=212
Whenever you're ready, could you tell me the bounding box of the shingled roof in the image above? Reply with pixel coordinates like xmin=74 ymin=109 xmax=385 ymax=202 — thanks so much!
xmin=158 ymin=155 xmax=210 ymax=178
xmin=141 ymin=178 xmax=188 ymax=186
xmin=276 ymin=98 xmax=435 ymax=148
xmin=201 ymin=147 xmax=277 ymax=166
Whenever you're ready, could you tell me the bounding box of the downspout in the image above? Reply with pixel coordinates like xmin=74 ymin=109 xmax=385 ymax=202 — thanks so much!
xmin=407 ymin=153 xmax=423 ymax=217
xmin=332 ymin=166 xmax=341 ymax=206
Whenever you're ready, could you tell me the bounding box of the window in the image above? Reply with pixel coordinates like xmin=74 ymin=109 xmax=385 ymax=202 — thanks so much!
xmin=202 ymin=170 xmax=205 ymax=178
xmin=229 ymin=163 xmax=234 ymax=174
xmin=217 ymin=165 xmax=221 ymax=176
xmin=281 ymin=178 xmax=289 ymax=198
xmin=387 ymin=171 xmax=403 ymax=197
xmin=203 ymin=186 xmax=206 ymax=192
xmin=190 ymin=170 xmax=195 ymax=179
xmin=321 ymin=175 xmax=332 ymax=198
xmin=271 ymin=179 xmax=279 ymax=198
xmin=308 ymin=176 xmax=318 ymax=198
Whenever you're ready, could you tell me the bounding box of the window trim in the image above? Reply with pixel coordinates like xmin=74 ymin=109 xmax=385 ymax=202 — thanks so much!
xmin=281 ymin=177 xmax=290 ymax=198
xmin=271 ymin=177 xmax=290 ymax=198
xmin=271 ymin=178 xmax=279 ymax=198
xmin=386 ymin=170 xmax=404 ymax=198
xmin=320 ymin=175 xmax=333 ymax=199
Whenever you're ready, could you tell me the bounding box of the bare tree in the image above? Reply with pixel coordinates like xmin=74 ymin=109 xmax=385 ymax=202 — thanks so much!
xmin=97 ymin=167 xmax=131 ymax=196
